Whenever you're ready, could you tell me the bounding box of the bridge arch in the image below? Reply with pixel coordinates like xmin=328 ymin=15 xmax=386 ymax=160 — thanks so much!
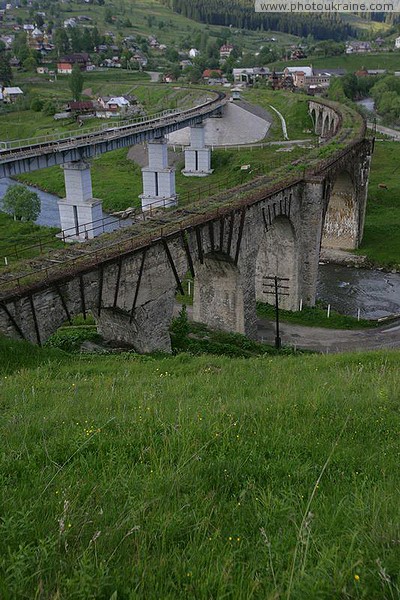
xmin=193 ymin=252 xmax=245 ymax=334
xmin=255 ymin=216 xmax=299 ymax=311
xmin=322 ymin=170 xmax=358 ymax=249
xmin=322 ymin=113 xmax=331 ymax=138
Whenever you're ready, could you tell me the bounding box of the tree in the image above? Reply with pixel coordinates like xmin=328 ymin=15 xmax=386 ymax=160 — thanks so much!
xmin=0 ymin=55 xmax=12 ymax=85
xmin=23 ymin=54 xmax=38 ymax=71
xmin=54 ymin=28 xmax=70 ymax=55
xmin=2 ymin=185 xmax=41 ymax=221
xmin=69 ymin=63 xmax=84 ymax=101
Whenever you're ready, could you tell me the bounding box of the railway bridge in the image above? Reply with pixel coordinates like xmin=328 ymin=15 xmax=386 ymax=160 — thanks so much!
xmin=0 ymin=97 xmax=373 ymax=352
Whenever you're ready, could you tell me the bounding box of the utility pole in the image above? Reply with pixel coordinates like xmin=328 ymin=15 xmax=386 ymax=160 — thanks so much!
xmin=262 ymin=275 xmax=290 ymax=350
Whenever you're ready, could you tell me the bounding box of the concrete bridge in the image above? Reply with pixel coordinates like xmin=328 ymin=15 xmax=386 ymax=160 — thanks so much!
xmin=0 ymin=98 xmax=374 ymax=351
xmin=0 ymin=90 xmax=226 ymax=235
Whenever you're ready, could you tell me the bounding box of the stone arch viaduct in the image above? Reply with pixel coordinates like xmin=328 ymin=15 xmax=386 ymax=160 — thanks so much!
xmin=0 ymin=97 xmax=374 ymax=352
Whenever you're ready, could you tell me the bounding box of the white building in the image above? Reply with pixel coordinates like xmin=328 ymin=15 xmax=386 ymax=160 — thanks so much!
xmin=0 ymin=87 xmax=24 ymax=103
xmin=395 ymin=36 xmax=400 ymax=49
xmin=64 ymin=18 xmax=77 ymax=28
xmin=189 ymin=48 xmax=199 ymax=58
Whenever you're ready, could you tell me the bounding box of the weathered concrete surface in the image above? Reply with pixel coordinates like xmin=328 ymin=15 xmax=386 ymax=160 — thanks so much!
xmin=309 ymin=101 xmax=340 ymax=139
xmin=167 ymin=102 xmax=271 ymax=146
xmin=193 ymin=254 xmax=246 ymax=335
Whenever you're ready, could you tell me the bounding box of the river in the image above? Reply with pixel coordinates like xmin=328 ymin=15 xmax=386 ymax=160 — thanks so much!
xmin=356 ymin=97 xmax=375 ymax=113
xmin=317 ymin=263 xmax=400 ymax=320
xmin=0 ymin=177 xmax=131 ymax=233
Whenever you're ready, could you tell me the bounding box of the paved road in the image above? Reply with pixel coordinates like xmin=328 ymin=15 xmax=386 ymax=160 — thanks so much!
xmin=179 ymin=305 xmax=400 ymax=354
xmin=368 ymin=122 xmax=400 ymax=141
xmin=257 ymin=317 xmax=400 ymax=353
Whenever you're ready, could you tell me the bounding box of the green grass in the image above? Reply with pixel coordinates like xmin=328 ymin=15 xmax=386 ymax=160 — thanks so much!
xmin=0 ymin=212 xmax=63 ymax=262
xmin=1 ymin=334 xmax=400 ymax=598
xmin=244 ymin=88 xmax=314 ymax=141
xmin=357 ymin=141 xmax=400 ymax=268
xmin=257 ymin=301 xmax=378 ymax=329
xmin=16 ymin=143 xmax=312 ymax=213
xmin=268 ymin=52 xmax=400 ymax=74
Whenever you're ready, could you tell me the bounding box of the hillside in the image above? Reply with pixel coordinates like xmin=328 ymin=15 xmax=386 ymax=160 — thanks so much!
xmin=1 ymin=335 xmax=400 ymax=598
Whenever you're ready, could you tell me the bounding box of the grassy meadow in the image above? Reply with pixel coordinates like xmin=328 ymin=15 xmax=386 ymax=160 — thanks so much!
xmin=268 ymin=52 xmax=400 ymax=74
xmin=1 ymin=335 xmax=400 ymax=598
xmin=15 ymin=143 xmax=311 ymax=214
xmin=358 ymin=141 xmax=400 ymax=268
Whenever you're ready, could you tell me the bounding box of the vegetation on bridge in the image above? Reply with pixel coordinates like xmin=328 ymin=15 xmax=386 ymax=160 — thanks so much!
xmin=1 ymin=334 xmax=400 ymax=598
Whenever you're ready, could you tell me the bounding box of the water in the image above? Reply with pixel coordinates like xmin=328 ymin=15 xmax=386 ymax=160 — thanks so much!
xmin=0 ymin=178 xmax=131 ymax=233
xmin=317 ymin=263 xmax=400 ymax=320
xmin=356 ymin=97 xmax=375 ymax=113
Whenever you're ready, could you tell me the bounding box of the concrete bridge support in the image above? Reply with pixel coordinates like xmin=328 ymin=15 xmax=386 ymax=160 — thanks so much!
xmin=58 ymin=161 xmax=103 ymax=241
xmin=193 ymin=253 xmax=246 ymax=334
xmin=182 ymin=124 xmax=213 ymax=177
xmin=139 ymin=137 xmax=178 ymax=212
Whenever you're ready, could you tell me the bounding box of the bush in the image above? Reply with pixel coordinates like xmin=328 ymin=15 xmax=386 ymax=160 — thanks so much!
xmin=42 ymin=100 xmax=56 ymax=116
xmin=170 ymin=305 xmax=190 ymax=352
xmin=30 ymin=97 xmax=43 ymax=112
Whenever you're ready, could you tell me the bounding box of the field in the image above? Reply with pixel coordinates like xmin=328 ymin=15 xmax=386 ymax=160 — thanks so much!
xmin=268 ymin=52 xmax=400 ymax=74
xmin=1 ymin=335 xmax=400 ymax=598
xmin=12 ymin=0 xmax=300 ymax=56
xmin=357 ymin=140 xmax=400 ymax=268
xmin=15 ymin=143 xmax=311 ymax=213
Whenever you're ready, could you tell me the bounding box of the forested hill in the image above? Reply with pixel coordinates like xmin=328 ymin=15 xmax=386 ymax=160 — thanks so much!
xmin=160 ymin=0 xmax=357 ymax=40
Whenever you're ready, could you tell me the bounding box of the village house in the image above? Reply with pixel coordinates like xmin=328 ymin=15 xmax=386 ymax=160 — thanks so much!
xmin=9 ymin=56 xmax=20 ymax=68
xmin=346 ymin=41 xmax=371 ymax=54
xmin=0 ymin=34 xmax=14 ymax=49
xmin=163 ymin=72 xmax=177 ymax=83
xmin=96 ymin=95 xmax=139 ymax=118
xmin=1 ymin=86 xmax=24 ymax=103
xmin=189 ymin=48 xmax=199 ymax=58
xmin=100 ymin=57 xmax=122 ymax=68
xmin=64 ymin=18 xmax=77 ymax=28
xmin=219 ymin=44 xmax=233 ymax=59
xmin=148 ymin=36 xmax=160 ymax=49
xmin=283 ymin=66 xmax=330 ymax=91
xmin=57 ymin=53 xmax=90 ymax=74
xmin=395 ymin=36 xmax=400 ymax=50
xmin=203 ymin=68 xmax=222 ymax=80
xmin=233 ymin=67 xmax=270 ymax=85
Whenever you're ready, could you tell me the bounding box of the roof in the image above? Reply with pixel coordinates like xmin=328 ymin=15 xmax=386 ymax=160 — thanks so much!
xmin=203 ymin=69 xmax=222 ymax=78
xmin=285 ymin=66 xmax=313 ymax=77
xmin=68 ymin=101 xmax=94 ymax=110
xmin=60 ymin=53 xmax=89 ymax=63
xmin=107 ymin=97 xmax=130 ymax=106
xmin=4 ymin=87 xmax=23 ymax=94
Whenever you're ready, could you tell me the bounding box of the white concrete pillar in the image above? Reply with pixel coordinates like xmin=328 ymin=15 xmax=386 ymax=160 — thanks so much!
xmin=139 ymin=137 xmax=178 ymax=212
xmin=182 ymin=124 xmax=213 ymax=177
xmin=58 ymin=161 xmax=103 ymax=241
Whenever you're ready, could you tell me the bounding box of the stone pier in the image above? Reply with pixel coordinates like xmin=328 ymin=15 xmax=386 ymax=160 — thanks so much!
xmin=139 ymin=137 xmax=178 ymax=212
xmin=58 ymin=161 xmax=103 ymax=241
xmin=182 ymin=124 xmax=213 ymax=177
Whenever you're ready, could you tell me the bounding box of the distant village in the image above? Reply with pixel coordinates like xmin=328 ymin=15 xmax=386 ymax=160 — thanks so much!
xmin=0 ymin=1 xmax=399 ymax=118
